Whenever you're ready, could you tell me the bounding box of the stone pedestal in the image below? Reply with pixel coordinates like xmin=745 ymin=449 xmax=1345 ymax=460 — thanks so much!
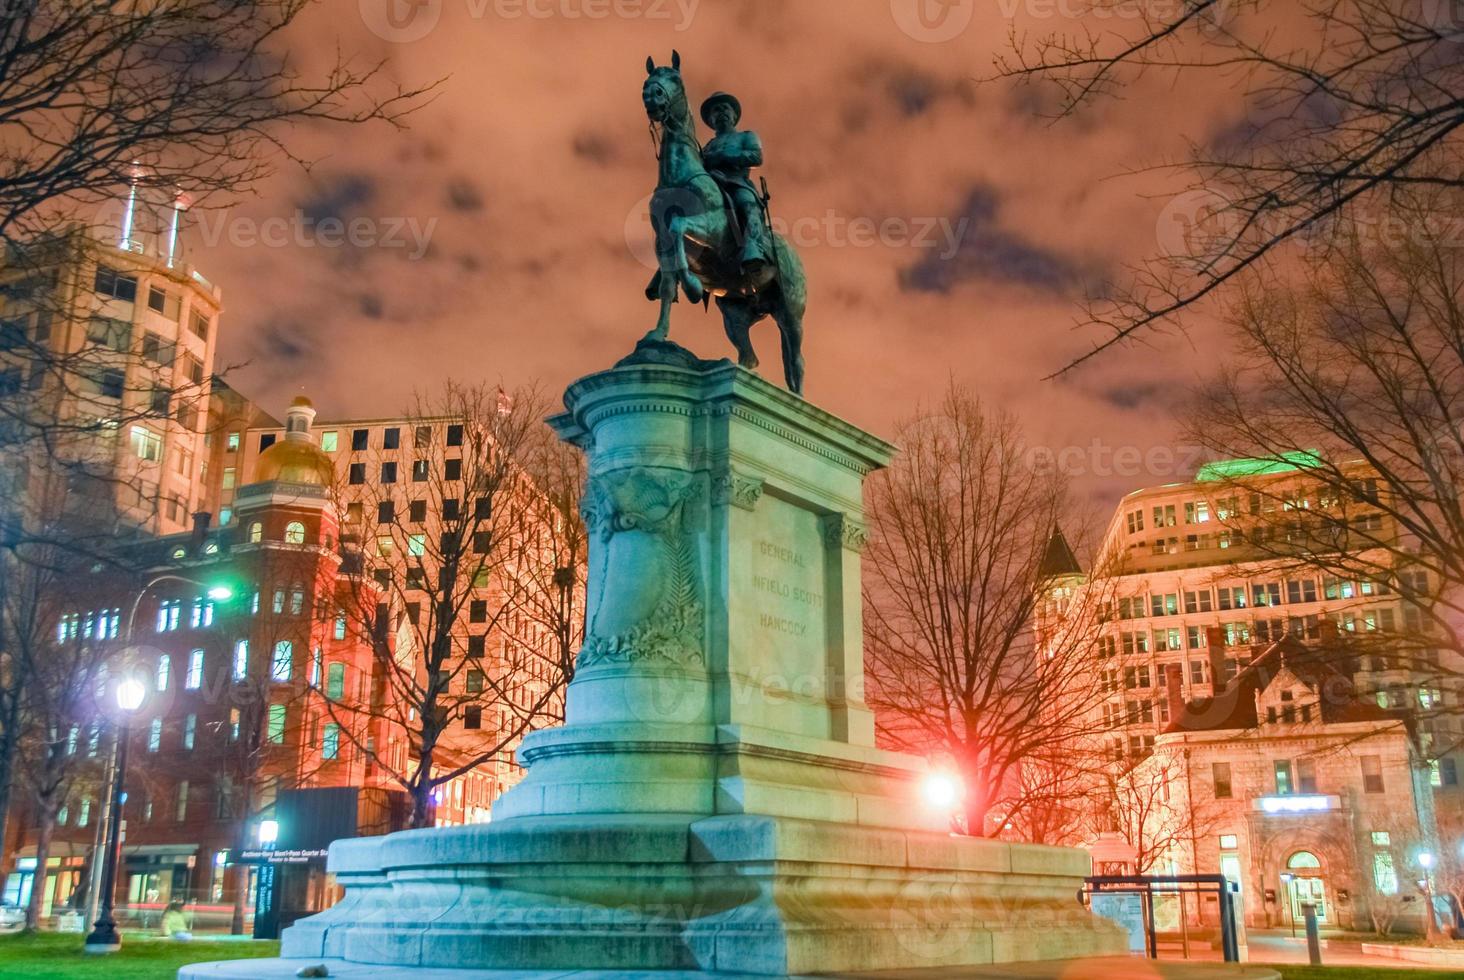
xmin=269 ymin=346 xmax=1125 ymax=977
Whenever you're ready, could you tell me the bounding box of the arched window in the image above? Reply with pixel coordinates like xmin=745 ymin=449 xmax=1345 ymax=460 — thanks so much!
xmin=248 ymin=522 xmax=263 ymax=543
xmin=284 ymin=521 xmax=305 ymax=545
xmin=1288 ymin=851 xmax=1322 ymax=870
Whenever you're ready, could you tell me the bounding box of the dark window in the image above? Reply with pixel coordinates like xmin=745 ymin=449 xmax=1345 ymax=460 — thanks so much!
xmin=150 ymin=386 xmax=170 ymax=415
xmin=443 ymin=498 xmax=460 ymax=521
xmin=86 ymin=316 xmax=130 ymax=351
xmin=414 ymin=425 xmax=432 ymax=448
xmin=259 ymin=433 xmax=277 ymax=452
xmin=409 ymin=499 xmax=427 ymax=522
xmin=147 ymin=285 xmax=171 ymax=314
xmin=411 ymin=459 xmax=429 ymax=482
xmin=441 ymin=531 xmax=460 ymax=553
xmin=466 ymin=670 xmax=484 ymax=694
xmin=1212 ymin=762 xmax=1232 ymax=799
xmin=467 ymin=634 xmax=486 ymax=658
xmin=1297 ymin=759 xmax=1317 ymax=794
xmin=472 ymin=531 xmax=490 ymax=554
xmin=380 ymin=461 xmax=397 ymax=484
xmin=0 ymin=318 xmax=26 ymax=350
xmin=446 ymin=424 xmax=463 ymax=447
xmin=1362 ymin=755 xmax=1384 ymax=793
xmin=445 ymin=458 xmax=462 ymax=481
xmin=351 ymin=428 xmax=369 ymax=451
xmin=1444 ymin=758 xmax=1459 ymax=787
xmin=377 ymin=501 xmax=395 ymax=523
xmin=406 ymin=567 xmax=425 ymax=590
xmin=92 ymin=368 xmax=124 ymax=399
xmin=383 ymin=427 xmax=400 ymax=450
xmin=474 ymin=497 xmax=491 ymax=520
xmin=94 ymin=264 xmax=138 ymax=302
xmin=470 ymin=600 xmax=487 ymax=623
xmin=348 ymin=463 xmax=366 ymax=485
xmin=141 ymin=332 xmax=175 ymax=365
xmin=463 ymin=706 xmax=482 ymax=730
xmin=405 ymin=602 xmax=421 ymax=626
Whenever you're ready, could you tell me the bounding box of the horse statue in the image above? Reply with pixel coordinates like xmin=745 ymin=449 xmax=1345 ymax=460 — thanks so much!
xmin=641 ymin=52 xmax=808 ymax=396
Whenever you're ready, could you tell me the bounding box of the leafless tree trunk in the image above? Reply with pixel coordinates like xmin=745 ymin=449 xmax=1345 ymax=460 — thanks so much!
xmin=329 ymin=382 xmax=576 ymax=829
xmin=994 ymin=1 xmax=1464 ymax=371
xmin=1182 ymin=192 xmax=1464 ymax=727
xmin=863 ymin=383 xmax=1118 ymax=836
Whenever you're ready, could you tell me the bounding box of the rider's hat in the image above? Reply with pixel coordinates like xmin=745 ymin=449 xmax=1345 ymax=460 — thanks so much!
xmin=700 ymin=92 xmax=742 ymax=127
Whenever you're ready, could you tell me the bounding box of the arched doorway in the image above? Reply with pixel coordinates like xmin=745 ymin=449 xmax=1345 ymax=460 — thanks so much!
xmin=1285 ymin=851 xmax=1327 ymax=924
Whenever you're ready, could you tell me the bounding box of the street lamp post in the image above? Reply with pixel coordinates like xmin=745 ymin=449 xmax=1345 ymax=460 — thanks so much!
xmin=1420 ymin=852 xmax=1441 ymax=942
xmin=84 ymin=575 xmax=233 ymax=926
xmin=83 ymin=677 xmax=146 ymax=954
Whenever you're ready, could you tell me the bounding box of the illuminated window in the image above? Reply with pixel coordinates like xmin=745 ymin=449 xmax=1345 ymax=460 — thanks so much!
xmin=320 ymin=430 xmax=338 ymax=452
xmin=156 ymin=655 xmax=171 ymax=691
xmin=326 ymin=663 xmax=345 ymax=700
xmin=233 ymin=639 xmax=248 ymax=681
xmin=322 ymin=723 xmax=340 ymax=761
xmin=267 ymin=704 xmax=286 ymax=744
xmin=183 ymin=713 xmax=196 ymax=750
xmin=147 ymin=717 xmax=162 ymax=752
xmin=248 ymin=522 xmax=263 ymax=543
xmin=271 ymin=641 xmax=292 ymax=682
xmin=284 ymin=521 xmax=305 ymax=544
xmin=185 ymin=649 xmax=204 ymax=689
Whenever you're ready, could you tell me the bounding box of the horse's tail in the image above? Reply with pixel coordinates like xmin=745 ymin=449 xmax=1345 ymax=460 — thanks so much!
xmin=772 ymin=234 xmax=806 ymax=316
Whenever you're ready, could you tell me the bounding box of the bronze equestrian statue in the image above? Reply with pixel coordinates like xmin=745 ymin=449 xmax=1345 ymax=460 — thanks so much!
xmin=641 ymin=52 xmax=808 ymax=396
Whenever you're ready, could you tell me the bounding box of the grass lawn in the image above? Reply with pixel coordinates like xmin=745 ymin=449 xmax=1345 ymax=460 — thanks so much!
xmin=0 ymin=932 xmax=280 ymax=979
xmin=1275 ymin=968 xmax=1464 ymax=979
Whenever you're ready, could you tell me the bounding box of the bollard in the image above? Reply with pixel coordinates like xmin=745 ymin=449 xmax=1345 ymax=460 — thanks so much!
xmin=1301 ymin=903 xmax=1322 ymax=965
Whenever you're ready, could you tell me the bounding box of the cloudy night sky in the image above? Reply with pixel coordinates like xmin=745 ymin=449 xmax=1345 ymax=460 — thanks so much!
xmin=187 ymin=0 xmax=1241 ymax=510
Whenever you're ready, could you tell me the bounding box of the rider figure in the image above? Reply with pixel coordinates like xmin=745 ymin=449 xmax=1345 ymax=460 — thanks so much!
xmin=700 ymin=92 xmax=773 ymax=275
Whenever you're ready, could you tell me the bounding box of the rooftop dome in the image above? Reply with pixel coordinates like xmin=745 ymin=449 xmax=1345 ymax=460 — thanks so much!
xmin=253 ymin=395 xmax=334 ymax=486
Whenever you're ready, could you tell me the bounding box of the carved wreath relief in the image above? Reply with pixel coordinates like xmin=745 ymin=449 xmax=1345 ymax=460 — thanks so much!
xmin=578 ymin=467 xmax=705 ymax=669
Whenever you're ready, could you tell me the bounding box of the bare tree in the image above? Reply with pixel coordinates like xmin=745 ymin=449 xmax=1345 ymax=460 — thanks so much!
xmin=9 ymin=549 xmax=113 ymax=930
xmin=1182 ymin=194 xmax=1464 ymax=721
xmin=512 ymin=421 xmax=588 ymax=722
xmin=1095 ymin=753 xmax=1199 ymax=876
xmin=995 ymin=1 xmax=1464 ymax=370
xmin=863 ymin=383 xmax=1118 ymax=835
xmin=328 ymin=382 xmax=571 ymax=829
xmin=0 ymin=0 xmax=433 ymax=862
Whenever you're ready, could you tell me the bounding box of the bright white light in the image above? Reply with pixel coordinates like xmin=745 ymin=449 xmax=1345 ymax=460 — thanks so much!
xmin=922 ymin=771 xmax=963 ymax=811
xmin=207 ymin=585 xmax=234 ymax=601
xmin=115 ymin=677 xmax=146 ymax=712
xmin=1420 ymin=852 xmax=1435 ymax=869
xmin=1258 ymin=795 xmax=1330 ymax=814
xmin=258 ymin=819 xmax=279 ymax=845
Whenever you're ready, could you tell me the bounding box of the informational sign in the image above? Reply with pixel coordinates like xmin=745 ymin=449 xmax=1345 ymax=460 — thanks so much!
xmin=236 ymin=848 xmax=328 ymax=865
xmin=1090 ymin=892 xmax=1147 ymax=953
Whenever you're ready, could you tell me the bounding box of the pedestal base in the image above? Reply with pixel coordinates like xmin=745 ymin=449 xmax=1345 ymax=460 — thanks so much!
xmin=278 ymin=814 xmax=1125 ymax=976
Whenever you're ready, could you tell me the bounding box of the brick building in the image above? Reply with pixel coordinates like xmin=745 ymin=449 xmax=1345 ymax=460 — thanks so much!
xmin=1145 ymin=633 xmax=1439 ymax=933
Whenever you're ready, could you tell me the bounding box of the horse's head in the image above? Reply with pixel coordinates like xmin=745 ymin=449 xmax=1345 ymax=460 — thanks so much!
xmin=643 ymin=50 xmax=687 ymax=126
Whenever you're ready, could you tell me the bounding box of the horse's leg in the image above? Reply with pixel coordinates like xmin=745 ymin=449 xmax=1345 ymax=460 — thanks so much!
xmin=715 ymin=296 xmax=760 ymax=370
xmin=668 ymin=214 xmax=704 ymax=304
xmin=772 ymin=300 xmax=805 ymax=395
xmin=643 ymin=236 xmax=678 ymax=342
